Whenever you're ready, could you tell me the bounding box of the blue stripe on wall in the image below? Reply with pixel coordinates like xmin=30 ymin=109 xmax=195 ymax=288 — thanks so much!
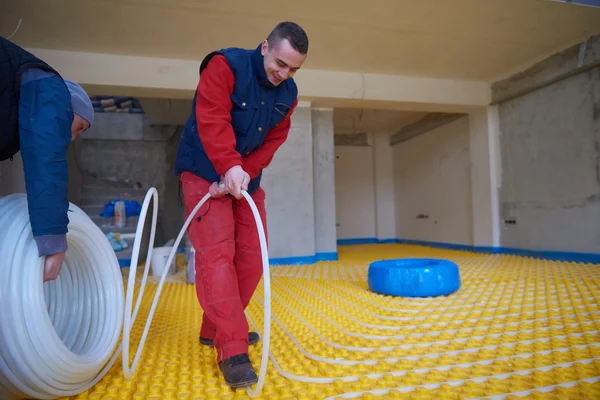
xmin=269 ymin=252 xmax=339 ymax=265
xmin=316 ymin=252 xmax=339 ymax=261
xmin=337 ymin=238 xmax=398 ymax=245
xmin=118 ymin=252 xmax=339 ymax=268
xmin=336 ymin=238 xmax=600 ymax=264
xmin=395 ymin=239 xmax=474 ymax=252
xmin=118 ymin=239 xmax=600 ymax=268
xmin=337 ymin=238 xmax=378 ymax=245
xmin=377 ymin=238 xmax=399 ymax=244
xmin=394 ymin=238 xmax=600 ymax=264
xmin=478 ymin=247 xmax=600 ymax=264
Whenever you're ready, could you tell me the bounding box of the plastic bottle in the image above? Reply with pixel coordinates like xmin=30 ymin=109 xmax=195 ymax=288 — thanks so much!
xmin=114 ymin=200 xmax=126 ymax=228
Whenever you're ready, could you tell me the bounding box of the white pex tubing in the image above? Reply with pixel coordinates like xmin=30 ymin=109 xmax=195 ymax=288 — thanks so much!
xmin=0 ymin=188 xmax=271 ymax=399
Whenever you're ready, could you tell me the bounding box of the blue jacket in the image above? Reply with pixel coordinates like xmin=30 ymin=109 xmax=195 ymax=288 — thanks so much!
xmin=1 ymin=37 xmax=73 ymax=256
xmin=173 ymin=44 xmax=298 ymax=194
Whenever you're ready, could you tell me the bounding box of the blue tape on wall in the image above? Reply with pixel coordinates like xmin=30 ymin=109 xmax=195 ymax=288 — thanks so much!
xmin=118 ymin=238 xmax=600 ymax=269
xmin=395 ymin=239 xmax=600 ymax=264
xmin=269 ymin=252 xmax=339 ymax=265
xmin=337 ymin=237 xmax=600 ymax=264
xmin=315 ymin=252 xmax=339 ymax=261
xmin=395 ymin=239 xmax=474 ymax=252
xmin=337 ymin=238 xmax=378 ymax=245
xmin=337 ymin=238 xmax=398 ymax=245
xmin=118 ymin=252 xmax=339 ymax=268
xmin=377 ymin=239 xmax=398 ymax=244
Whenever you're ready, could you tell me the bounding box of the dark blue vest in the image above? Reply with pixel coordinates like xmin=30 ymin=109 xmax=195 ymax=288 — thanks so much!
xmin=0 ymin=37 xmax=60 ymax=161
xmin=173 ymin=44 xmax=298 ymax=194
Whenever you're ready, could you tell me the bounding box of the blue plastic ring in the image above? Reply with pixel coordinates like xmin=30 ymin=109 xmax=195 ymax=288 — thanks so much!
xmin=368 ymin=258 xmax=461 ymax=297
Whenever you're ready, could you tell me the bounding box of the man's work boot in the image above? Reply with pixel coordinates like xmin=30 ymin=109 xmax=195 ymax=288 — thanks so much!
xmin=218 ymin=353 xmax=258 ymax=388
xmin=200 ymin=332 xmax=260 ymax=347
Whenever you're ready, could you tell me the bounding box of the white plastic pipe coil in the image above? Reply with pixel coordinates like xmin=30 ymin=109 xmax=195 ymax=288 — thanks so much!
xmin=0 ymin=188 xmax=271 ymax=399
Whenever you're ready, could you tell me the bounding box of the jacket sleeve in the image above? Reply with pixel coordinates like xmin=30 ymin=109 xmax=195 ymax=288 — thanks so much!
xmin=243 ymin=98 xmax=298 ymax=179
xmin=195 ymin=55 xmax=242 ymax=177
xmin=18 ymin=70 xmax=72 ymax=257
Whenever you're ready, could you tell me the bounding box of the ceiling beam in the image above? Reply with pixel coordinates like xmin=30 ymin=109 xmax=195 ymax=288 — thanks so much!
xmin=491 ymin=32 xmax=600 ymax=105
xmin=390 ymin=112 xmax=466 ymax=146
xmin=26 ymin=47 xmax=491 ymax=111
xmin=334 ymin=133 xmax=369 ymax=146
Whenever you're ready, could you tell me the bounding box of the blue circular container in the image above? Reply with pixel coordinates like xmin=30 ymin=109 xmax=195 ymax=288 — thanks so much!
xmin=368 ymin=258 xmax=461 ymax=298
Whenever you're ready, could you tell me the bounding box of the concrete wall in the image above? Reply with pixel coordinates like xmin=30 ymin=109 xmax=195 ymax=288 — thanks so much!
xmin=261 ymin=104 xmax=316 ymax=259
xmin=79 ymin=113 xmax=184 ymax=243
xmin=0 ymin=153 xmax=26 ymax=197
xmin=469 ymin=106 xmax=501 ymax=248
xmin=311 ymin=109 xmax=337 ymax=257
xmin=493 ymin=34 xmax=600 ymax=254
xmin=334 ymin=144 xmax=376 ymax=240
xmin=333 ymin=132 xmax=396 ymax=242
xmin=78 ymin=103 xmax=338 ymax=263
xmin=1 ymin=139 xmax=83 ymax=203
xmin=496 ymin=68 xmax=600 ymax=253
xmin=393 ymin=117 xmax=473 ymax=245
xmin=373 ymin=132 xmax=397 ymax=241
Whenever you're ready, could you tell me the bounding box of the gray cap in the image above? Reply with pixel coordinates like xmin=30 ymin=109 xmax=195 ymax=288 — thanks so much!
xmin=64 ymin=79 xmax=94 ymax=126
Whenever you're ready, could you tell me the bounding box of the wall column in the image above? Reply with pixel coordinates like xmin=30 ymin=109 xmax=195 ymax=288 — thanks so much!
xmin=312 ymin=108 xmax=338 ymax=260
xmin=373 ymin=131 xmax=396 ymax=242
xmin=262 ymin=102 xmax=316 ymax=261
xmin=468 ymin=106 xmax=501 ymax=248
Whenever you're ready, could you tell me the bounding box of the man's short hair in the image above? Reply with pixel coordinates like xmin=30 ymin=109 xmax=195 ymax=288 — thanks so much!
xmin=267 ymin=22 xmax=309 ymax=55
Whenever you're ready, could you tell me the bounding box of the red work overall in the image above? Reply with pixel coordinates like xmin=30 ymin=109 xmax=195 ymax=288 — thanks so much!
xmin=180 ymin=171 xmax=267 ymax=362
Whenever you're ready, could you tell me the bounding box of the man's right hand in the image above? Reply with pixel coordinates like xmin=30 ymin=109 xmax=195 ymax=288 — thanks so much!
xmin=223 ymin=165 xmax=250 ymax=199
xmin=209 ymin=180 xmax=228 ymax=197
xmin=44 ymin=251 xmax=65 ymax=282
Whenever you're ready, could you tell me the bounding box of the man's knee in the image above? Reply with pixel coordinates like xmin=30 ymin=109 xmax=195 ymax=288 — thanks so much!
xmin=197 ymin=239 xmax=235 ymax=267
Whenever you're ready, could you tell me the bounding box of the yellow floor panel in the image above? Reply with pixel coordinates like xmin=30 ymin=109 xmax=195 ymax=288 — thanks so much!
xmin=62 ymin=244 xmax=600 ymax=399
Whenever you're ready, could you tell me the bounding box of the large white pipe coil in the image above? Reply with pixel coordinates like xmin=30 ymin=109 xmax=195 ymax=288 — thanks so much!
xmin=0 ymin=188 xmax=271 ymax=399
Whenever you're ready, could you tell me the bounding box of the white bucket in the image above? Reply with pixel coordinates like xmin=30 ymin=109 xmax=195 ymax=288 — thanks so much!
xmin=150 ymin=246 xmax=176 ymax=277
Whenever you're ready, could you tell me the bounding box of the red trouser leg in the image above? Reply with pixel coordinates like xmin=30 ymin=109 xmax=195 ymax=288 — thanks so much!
xmin=181 ymin=172 xmax=246 ymax=362
xmin=195 ymin=188 xmax=267 ymax=340
xmin=180 ymin=172 xmax=267 ymax=362
xmin=233 ymin=187 xmax=267 ymax=309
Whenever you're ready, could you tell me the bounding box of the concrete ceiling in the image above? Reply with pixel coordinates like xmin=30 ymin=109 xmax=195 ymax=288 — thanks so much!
xmin=2 ymin=0 xmax=599 ymax=82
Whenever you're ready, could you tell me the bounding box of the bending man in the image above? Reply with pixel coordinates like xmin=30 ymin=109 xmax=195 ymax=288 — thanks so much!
xmin=1 ymin=37 xmax=94 ymax=282
xmin=174 ymin=21 xmax=308 ymax=388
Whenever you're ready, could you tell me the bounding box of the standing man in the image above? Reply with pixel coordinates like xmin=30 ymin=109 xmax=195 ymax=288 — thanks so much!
xmin=174 ymin=22 xmax=308 ymax=388
xmin=0 ymin=37 xmax=94 ymax=282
